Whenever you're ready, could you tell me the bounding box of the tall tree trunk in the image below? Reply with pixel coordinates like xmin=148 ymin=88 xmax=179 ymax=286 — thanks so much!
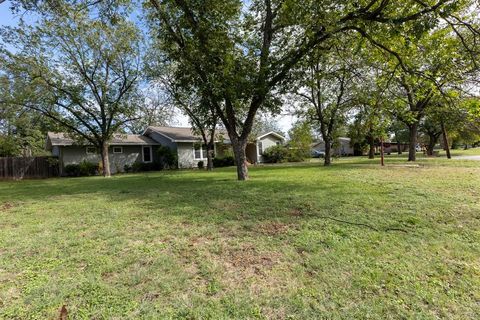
xmin=426 ymin=134 xmax=436 ymax=156
xmin=101 ymin=142 xmax=111 ymax=177
xmin=441 ymin=122 xmax=451 ymax=159
xmin=380 ymin=138 xmax=385 ymax=166
xmin=397 ymin=141 xmax=402 ymax=155
xmin=232 ymin=139 xmax=248 ymax=180
xmin=324 ymin=138 xmax=332 ymax=166
xmin=368 ymin=135 xmax=375 ymax=159
xmin=408 ymin=123 xmax=418 ymax=162
xmin=206 ymin=142 xmax=214 ymax=171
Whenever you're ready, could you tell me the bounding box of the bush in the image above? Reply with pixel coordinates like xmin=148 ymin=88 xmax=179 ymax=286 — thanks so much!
xmin=129 ymin=162 xmax=162 ymax=173
xmin=213 ymin=156 xmax=235 ymax=168
xmin=262 ymin=145 xmax=288 ymax=163
xmin=157 ymin=146 xmax=178 ymax=169
xmin=197 ymin=161 xmax=204 ymax=169
xmin=64 ymin=161 xmax=99 ymax=177
xmin=287 ymin=150 xmax=306 ymax=162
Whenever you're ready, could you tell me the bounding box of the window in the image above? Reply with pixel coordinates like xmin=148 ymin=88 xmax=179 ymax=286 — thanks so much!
xmin=194 ymin=144 xmax=202 ymax=160
xmin=193 ymin=144 xmax=208 ymax=160
xmin=258 ymin=141 xmax=263 ymax=155
xmin=86 ymin=147 xmax=96 ymax=155
xmin=113 ymin=146 xmax=123 ymax=154
xmin=142 ymin=146 xmax=152 ymax=163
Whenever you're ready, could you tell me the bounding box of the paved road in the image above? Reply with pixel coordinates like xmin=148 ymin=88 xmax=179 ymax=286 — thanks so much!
xmin=454 ymin=155 xmax=480 ymax=161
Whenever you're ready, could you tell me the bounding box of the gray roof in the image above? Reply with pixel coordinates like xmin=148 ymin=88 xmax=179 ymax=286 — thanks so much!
xmin=46 ymin=132 xmax=159 ymax=148
xmin=145 ymin=126 xmax=228 ymax=142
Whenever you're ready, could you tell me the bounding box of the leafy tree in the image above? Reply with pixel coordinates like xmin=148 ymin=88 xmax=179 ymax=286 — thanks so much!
xmin=126 ymin=84 xmax=174 ymax=134
xmin=380 ymin=28 xmax=474 ymax=161
xmin=389 ymin=120 xmax=410 ymax=155
xmin=0 ymin=1 xmax=142 ymax=176
xmin=287 ymin=121 xmax=312 ymax=162
xmin=293 ymin=38 xmax=361 ymax=165
xmin=145 ymin=0 xmax=466 ymax=180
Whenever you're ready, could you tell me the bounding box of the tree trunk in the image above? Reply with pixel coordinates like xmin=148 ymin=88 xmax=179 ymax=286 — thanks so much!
xmin=206 ymin=143 xmax=214 ymax=171
xmin=101 ymin=142 xmax=111 ymax=177
xmin=397 ymin=141 xmax=402 ymax=155
xmin=441 ymin=122 xmax=451 ymax=159
xmin=380 ymin=138 xmax=385 ymax=166
xmin=368 ymin=136 xmax=375 ymax=159
xmin=324 ymin=138 xmax=332 ymax=166
xmin=232 ymin=139 xmax=248 ymax=180
xmin=426 ymin=134 xmax=436 ymax=156
xmin=408 ymin=123 xmax=418 ymax=162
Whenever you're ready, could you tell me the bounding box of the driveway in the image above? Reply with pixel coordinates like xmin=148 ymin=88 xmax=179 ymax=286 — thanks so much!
xmin=454 ymin=155 xmax=480 ymax=161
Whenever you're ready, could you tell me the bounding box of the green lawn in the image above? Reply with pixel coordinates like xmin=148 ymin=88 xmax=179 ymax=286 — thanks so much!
xmin=1 ymin=155 xmax=479 ymax=319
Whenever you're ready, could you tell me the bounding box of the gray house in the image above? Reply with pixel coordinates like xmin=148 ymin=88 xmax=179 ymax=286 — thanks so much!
xmin=47 ymin=126 xmax=286 ymax=173
xmin=311 ymin=137 xmax=354 ymax=156
xmin=144 ymin=127 xmax=286 ymax=168
xmin=46 ymin=132 xmax=160 ymax=175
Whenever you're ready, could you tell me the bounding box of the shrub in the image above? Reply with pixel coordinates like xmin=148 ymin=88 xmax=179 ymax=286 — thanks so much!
xmin=197 ymin=161 xmax=204 ymax=169
xmin=262 ymin=145 xmax=288 ymax=163
xmin=213 ymin=156 xmax=235 ymax=167
xmin=64 ymin=164 xmax=81 ymax=177
xmin=157 ymin=146 xmax=178 ymax=169
xmin=64 ymin=161 xmax=98 ymax=177
xmin=129 ymin=162 xmax=162 ymax=173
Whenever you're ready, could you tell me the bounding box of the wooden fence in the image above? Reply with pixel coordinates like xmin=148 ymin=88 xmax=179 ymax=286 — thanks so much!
xmin=0 ymin=157 xmax=59 ymax=180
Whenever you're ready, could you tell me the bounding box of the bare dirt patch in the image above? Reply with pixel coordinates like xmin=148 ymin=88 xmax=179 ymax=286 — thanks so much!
xmin=0 ymin=202 xmax=14 ymax=212
xmin=256 ymin=221 xmax=291 ymax=236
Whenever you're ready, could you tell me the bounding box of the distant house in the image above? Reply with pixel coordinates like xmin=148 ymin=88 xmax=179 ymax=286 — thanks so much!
xmin=247 ymin=131 xmax=286 ymax=164
xmin=311 ymin=137 xmax=354 ymax=156
xmin=46 ymin=127 xmax=286 ymax=173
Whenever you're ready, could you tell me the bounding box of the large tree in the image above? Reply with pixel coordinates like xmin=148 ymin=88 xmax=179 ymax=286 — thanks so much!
xmin=0 ymin=1 xmax=142 ymax=176
xmin=293 ymin=38 xmax=361 ymax=166
xmin=145 ymin=0 xmax=468 ymax=180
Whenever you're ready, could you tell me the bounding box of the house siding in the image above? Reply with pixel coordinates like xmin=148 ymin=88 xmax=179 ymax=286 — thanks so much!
xmin=258 ymin=134 xmax=283 ymax=163
xmin=177 ymin=142 xmax=198 ymax=169
xmin=59 ymin=145 xmax=152 ymax=174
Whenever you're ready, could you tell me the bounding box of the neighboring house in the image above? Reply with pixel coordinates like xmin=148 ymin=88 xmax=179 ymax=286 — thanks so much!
xmin=311 ymin=137 xmax=354 ymax=156
xmin=46 ymin=132 xmax=160 ymax=175
xmin=246 ymin=131 xmax=286 ymax=164
xmin=46 ymin=127 xmax=286 ymax=173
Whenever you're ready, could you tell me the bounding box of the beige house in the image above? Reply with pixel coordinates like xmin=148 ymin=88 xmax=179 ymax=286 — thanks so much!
xmin=246 ymin=131 xmax=286 ymax=163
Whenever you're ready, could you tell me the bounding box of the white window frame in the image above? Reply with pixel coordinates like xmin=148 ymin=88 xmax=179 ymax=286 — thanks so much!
xmin=113 ymin=146 xmax=123 ymax=154
xmin=142 ymin=146 xmax=153 ymax=163
xmin=193 ymin=143 xmax=207 ymax=160
xmin=86 ymin=147 xmax=96 ymax=155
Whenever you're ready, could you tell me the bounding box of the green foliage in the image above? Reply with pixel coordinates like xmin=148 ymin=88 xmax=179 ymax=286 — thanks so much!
xmin=262 ymin=145 xmax=288 ymax=163
xmin=64 ymin=161 xmax=99 ymax=177
xmin=124 ymin=162 xmax=162 ymax=173
xmin=212 ymin=156 xmax=235 ymax=168
xmin=288 ymin=121 xmax=313 ymax=162
xmin=157 ymin=145 xmax=178 ymax=169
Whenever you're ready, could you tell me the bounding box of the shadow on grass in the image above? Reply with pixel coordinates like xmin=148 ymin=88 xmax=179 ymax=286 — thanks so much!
xmin=0 ymin=163 xmax=424 ymax=236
